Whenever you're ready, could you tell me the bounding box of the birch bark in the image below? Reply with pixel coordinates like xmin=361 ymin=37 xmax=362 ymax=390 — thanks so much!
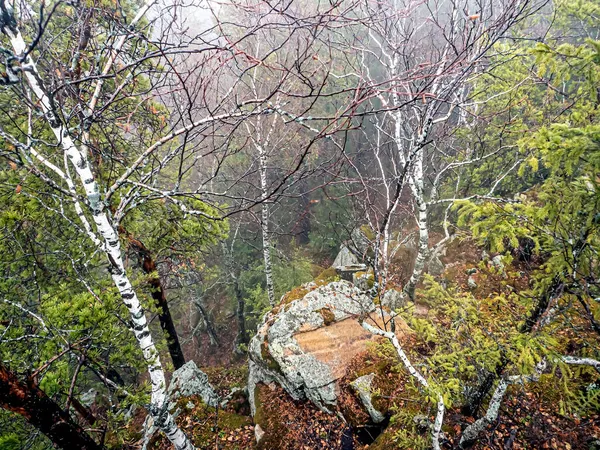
xmin=259 ymin=143 xmax=276 ymax=306
xmin=0 ymin=5 xmax=194 ymax=449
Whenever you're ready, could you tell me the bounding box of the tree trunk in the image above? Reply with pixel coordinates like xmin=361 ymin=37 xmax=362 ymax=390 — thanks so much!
xmin=403 ymin=155 xmax=429 ymax=301
xmin=194 ymin=298 xmax=219 ymax=347
xmin=234 ymin=275 xmax=248 ymax=347
xmin=1 ymin=18 xmax=194 ymax=449
xmin=258 ymin=145 xmax=276 ymax=306
xmin=70 ymin=397 xmax=98 ymax=426
xmin=124 ymin=232 xmax=186 ymax=370
xmin=0 ymin=362 xmax=102 ymax=450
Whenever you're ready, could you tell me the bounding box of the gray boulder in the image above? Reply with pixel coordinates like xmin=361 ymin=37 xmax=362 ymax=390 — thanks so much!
xmin=336 ymin=263 xmax=368 ymax=282
xmin=491 ymin=255 xmax=506 ymax=276
xmin=468 ymin=276 xmax=478 ymax=289
xmin=350 ymin=373 xmax=385 ymax=423
xmin=168 ymin=360 xmax=219 ymax=408
xmin=332 ymin=244 xmax=360 ymax=268
xmin=428 ymin=255 xmax=445 ymax=276
xmin=142 ymin=361 xmax=220 ymax=449
xmin=353 ymin=270 xmax=373 ymax=291
xmin=248 ymin=281 xmax=375 ymax=414
xmin=381 ymin=288 xmax=405 ymax=309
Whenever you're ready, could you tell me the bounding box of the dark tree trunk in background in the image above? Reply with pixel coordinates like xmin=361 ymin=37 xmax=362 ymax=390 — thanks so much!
xmin=295 ymin=179 xmax=312 ymax=245
xmin=0 ymin=362 xmax=102 ymax=450
xmin=193 ymin=298 xmax=220 ymax=347
xmin=70 ymin=397 xmax=97 ymax=426
xmin=121 ymin=229 xmax=186 ymax=369
xmin=234 ymin=276 xmax=248 ymax=347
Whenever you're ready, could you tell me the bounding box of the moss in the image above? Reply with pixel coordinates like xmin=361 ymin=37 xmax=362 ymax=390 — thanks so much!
xmin=218 ymin=410 xmax=252 ymax=430
xmin=188 ymin=406 xmax=252 ymax=448
xmin=354 ymin=270 xmax=375 ymax=289
xmin=261 ymin=339 xmax=282 ymax=373
xmin=278 ymin=267 xmax=341 ymax=308
xmin=280 ymin=286 xmax=309 ymax=305
xmin=315 ymin=267 xmax=338 ymax=283
xmin=253 ymin=385 xmax=265 ymax=426
xmin=317 ymin=307 xmax=335 ymax=326
xmin=344 ymin=342 xmax=404 ymax=418
xmin=253 ymin=384 xmax=285 ymax=450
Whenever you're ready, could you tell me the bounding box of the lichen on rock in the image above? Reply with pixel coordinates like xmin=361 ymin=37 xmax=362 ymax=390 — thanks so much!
xmin=167 ymin=360 xmax=220 ymax=409
xmin=350 ymin=373 xmax=385 ymax=423
xmin=248 ymin=281 xmax=375 ymax=414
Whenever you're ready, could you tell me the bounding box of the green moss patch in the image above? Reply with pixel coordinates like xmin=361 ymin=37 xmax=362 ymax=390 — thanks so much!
xmin=338 ymin=341 xmax=412 ymax=428
xmin=317 ymin=307 xmax=335 ymax=326
xmin=148 ymin=395 xmax=255 ymax=450
xmin=280 ymin=285 xmax=310 ymax=305
xmin=315 ymin=267 xmax=338 ymax=283
xmin=260 ymin=339 xmax=281 ymax=373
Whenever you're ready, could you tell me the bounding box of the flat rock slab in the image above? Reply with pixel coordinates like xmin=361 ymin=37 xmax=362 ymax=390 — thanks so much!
xmin=295 ymin=314 xmax=407 ymax=381
xmin=248 ymin=280 xmax=408 ymax=414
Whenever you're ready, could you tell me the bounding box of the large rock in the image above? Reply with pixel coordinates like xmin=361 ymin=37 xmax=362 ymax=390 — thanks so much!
xmin=142 ymin=361 xmax=220 ymax=448
xmin=381 ymin=288 xmax=405 ymax=309
xmin=350 ymin=373 xmax=385 ymax=423
xmin=332 ymin=244 xmax=360 ymax=268
xmin=167 ymin=360 xmax=220 ymax=408
xmin=428 ymin=255 xmax=445 ymax=276
xmin=336 ymin=264 xmax=368 ymax=283
xmin=248 ymin=280 xmax=407 ymax=414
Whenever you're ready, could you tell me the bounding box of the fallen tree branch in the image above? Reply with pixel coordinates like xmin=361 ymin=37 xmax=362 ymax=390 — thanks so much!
xmin=361 ymin=319 xmax=445 ymax=450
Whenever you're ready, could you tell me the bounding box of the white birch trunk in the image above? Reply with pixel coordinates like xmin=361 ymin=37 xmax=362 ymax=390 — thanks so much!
xmin=404 ymin=153 xmax=429 ymax=300
xmin=1 ymin=15 xmax=194 ymax=450
xmin=459 ymin=360 xmax=546 ymax=448
xmin=361 ymin=320 xmax=445 ymax=450
xmin=259 ymin=145 xmax=275 ymax=306
xmin=459 ymin=378 xmax=509 ymax=447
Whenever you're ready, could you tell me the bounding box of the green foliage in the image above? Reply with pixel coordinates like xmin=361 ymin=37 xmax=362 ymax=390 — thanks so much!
xmin=272 ymin=247 xmax=314 ymax=301
xmin=568 ymin=383 xmax=600 ymax=415
xmin=0 ymin=433 xmax=21 ymax=450
xmin=388 ymin=409 xmax=429 ymax=450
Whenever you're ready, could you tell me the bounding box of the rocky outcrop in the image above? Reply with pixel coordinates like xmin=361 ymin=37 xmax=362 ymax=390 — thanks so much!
xmin=168 ymin=361 xmax=220 ymax=408
xmin=248 ymin=280 xmax=408 ymax=415
xmin=381 ymin=288 xmax=405 ymax=309
xmin=142 ymin=361 xmax=220 ymax=449
xmin=428 ymin=255 xmax=445 ymax=276
xmin=353 ymin=270 xmax=373 ymax=291
xmin=332 ymin=244 xmax=360 ymax=268
xmin=350 ymin=373 xmax=385 ymax=423
xmin=336 ymin=264 xmax=368 ymax=283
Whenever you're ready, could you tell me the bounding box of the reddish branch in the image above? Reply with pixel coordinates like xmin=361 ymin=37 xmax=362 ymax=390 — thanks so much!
xmin=0 ymin=362 xmax=102 ymax=450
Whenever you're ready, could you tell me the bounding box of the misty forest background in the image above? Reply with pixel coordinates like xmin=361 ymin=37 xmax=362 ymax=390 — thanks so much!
xmin=0 ymin=0 xmax=599 ymax=448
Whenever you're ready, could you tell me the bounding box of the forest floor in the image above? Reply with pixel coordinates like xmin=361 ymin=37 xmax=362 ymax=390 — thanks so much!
xmin=146 ymin=236 xmax=600 ymax=450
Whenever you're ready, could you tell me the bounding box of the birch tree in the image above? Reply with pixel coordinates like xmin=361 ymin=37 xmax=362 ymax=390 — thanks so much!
xmin=341 ymin=0 xmax=545 ymax=302
xmin=0 ymin=1 xmax=198 ymax=446
xmin=0 ymin=0 xmax=356 ymax=445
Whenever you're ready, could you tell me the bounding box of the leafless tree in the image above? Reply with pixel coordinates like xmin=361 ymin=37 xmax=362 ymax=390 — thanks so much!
xmin=334 ymin=0 xmax=547 ymax=304
xmin=0 ymin=0 xmax=356 ymax=446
